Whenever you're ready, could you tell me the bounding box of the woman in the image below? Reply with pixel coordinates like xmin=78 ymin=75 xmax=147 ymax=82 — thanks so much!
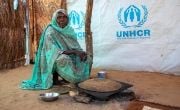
xmin=21 ymin=9 xmax=92 ymax=90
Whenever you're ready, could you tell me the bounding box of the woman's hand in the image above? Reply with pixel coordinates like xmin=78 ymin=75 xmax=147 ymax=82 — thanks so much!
xmin=62 ymin=50 xmax=87 ymax=61
xmin=76 ymin=51 xmax=87 ymax=61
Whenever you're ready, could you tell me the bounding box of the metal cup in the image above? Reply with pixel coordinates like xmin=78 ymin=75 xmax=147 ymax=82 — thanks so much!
xmin=97 ymin=71 xmax=106 ymax=79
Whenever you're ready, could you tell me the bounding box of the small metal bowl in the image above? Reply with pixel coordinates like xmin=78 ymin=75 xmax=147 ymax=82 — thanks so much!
xmin=39 ymin=92 xmax=59 ymax=102
xmin=97 ymin=71 xmax=107 ymax=79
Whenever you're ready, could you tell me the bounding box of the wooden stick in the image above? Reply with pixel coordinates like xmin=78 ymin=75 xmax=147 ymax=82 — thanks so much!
xmin=85 ymin=0 xmax=94 ymax=72
xmin=60 ymin=0 xmax=67 ymax=10
xmin=85 ymin=0 xmax=93 ymax=58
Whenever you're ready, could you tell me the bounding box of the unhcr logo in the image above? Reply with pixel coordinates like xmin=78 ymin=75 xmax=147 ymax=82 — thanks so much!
xmin=118 ymin=5 xmax=148 ymax=28
xmin=68 ymin=10 xmax=85 ymax=30
xmin=68 ymin=10 xmax=85 ymax=39
xmin=116 ymin=5 xmax=151 ymax=39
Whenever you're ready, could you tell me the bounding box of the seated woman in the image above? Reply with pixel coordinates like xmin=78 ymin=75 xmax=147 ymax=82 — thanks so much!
xmin=21 ymin=9 xmax=92 ymax=90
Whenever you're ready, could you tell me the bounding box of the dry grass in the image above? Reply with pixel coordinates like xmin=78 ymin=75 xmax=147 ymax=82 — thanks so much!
xmin=0 ymin=0 xmax=25 ymax=69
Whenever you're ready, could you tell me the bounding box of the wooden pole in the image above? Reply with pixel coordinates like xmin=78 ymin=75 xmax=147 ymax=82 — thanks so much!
xmin=60 ymin=0 xmax=67 ymax=10
xmin=85 ymin=0 xmax=93 ymax=59
xmin=85 ymin=0 xmax=93 ymax=72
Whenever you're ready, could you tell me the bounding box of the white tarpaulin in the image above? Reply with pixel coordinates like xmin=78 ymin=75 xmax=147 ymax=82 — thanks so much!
xmin=67 ymin=0 xmax=87 ymax=50
xmin=67 ymin=0 xmax=180 ymax=75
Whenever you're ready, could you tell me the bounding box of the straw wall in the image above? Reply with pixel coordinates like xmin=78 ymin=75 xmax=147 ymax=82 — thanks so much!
xmin=0 ymin=0 xmax=25 ymax=69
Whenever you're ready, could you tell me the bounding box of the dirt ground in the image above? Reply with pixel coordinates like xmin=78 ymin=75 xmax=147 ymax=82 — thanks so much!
xmin=0 ymin=65 xmax=180 ymax=110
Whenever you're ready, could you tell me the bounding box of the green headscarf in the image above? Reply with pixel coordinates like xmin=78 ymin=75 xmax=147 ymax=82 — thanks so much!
xmin=50 ymin=9 xmax=77 ymax=39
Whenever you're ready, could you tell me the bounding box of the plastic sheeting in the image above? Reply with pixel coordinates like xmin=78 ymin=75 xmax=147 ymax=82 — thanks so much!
xmin=13 ymin=0 xmax=18 ymax=10
xmin=67 ymin=0 xmax=180 ymax=75
xmin=67 ymin=0 xmax=87 ymax=50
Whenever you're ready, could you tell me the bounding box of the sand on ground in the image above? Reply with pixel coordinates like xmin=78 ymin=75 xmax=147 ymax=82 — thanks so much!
xmin=0 ymin=65 xmax=180 ymax=110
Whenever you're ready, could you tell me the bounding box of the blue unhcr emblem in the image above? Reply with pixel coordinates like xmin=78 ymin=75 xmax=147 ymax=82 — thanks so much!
xmin=118 ymin=5 xmax=148 ymax=28
xmin=68 ymin=10 xmax=85 ymax=29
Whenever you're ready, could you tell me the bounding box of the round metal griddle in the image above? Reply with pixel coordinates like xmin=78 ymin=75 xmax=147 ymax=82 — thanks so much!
xmin=77 ymin=78 xmax=133 ymax=100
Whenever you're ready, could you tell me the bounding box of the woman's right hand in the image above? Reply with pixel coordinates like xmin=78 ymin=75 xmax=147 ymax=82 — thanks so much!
xmin=63 ymin=50 xmax=87 ymax=61
xmin=75 ymin=51 xmax=87 ymax=61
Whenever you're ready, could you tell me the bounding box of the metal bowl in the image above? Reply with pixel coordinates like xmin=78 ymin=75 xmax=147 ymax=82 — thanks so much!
xmin=39 ymin=92 xmax=59 ymax=102
xmin=97 ymin=71 xmax=107 ymax=79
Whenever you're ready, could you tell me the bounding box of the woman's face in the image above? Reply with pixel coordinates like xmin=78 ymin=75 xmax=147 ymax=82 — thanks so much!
xmin=56 ymin=12 xmax=68 ymax=28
